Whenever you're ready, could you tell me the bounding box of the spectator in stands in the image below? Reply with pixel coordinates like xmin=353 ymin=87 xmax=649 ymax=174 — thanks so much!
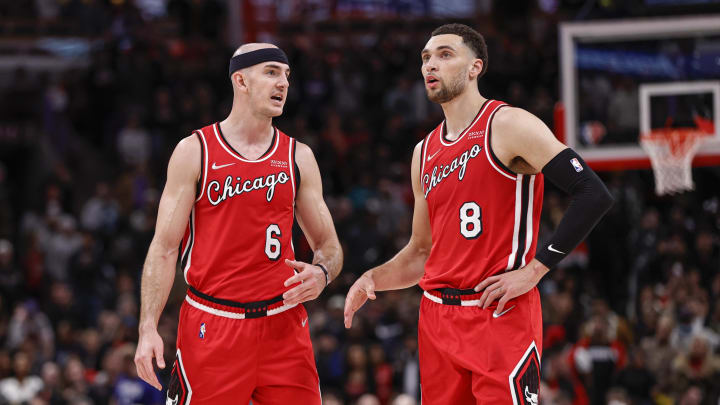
xmin=80 ymin=182 xmax=119 ymax=236
xmin=572 ymin=314 xmax=627 ymax=405
xmin=641 ymin=314 xmax=679 ymax=391
xmin=0 ymin=351 xmax=43 ymax=403
xmin=672 ymin=333 xmax=720 ymax=396
xmin=6 ymin=301 xmax=54 ymax=362
xmin=116 ymin=112 xmax=151 ymax=169
xmin=35 ymin=361 xmax=63 ymax=404
xmin=613 ymin=349 xmax=656 ymax=405
xmin=0 ymin=240 xmax=21 ymax=310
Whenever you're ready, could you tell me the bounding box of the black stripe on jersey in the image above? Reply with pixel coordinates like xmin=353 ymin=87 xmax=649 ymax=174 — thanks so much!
xmin=188 ymin=286 xmax=284 ymax=308
xmin=176 ymin=241 xmax=183 ymax=265
xmin=486 ymin=104 xmax=517 ymax=176
xmin=193 ymin=130 xmax=204 ymax=199
xmin=180 ymin=213 xmax=193 ymax=270
xmin=292 ymin=139 xmax=300 ymax=195
xmin=167 ymin=352 xmax=190 ymax=405
xmin=513 ymin=176 xmax=531 ymax=270
xmin=440 ymin=98 xmax=491 ymax=143
xmin=217 ymin=124 xmax=278 ymax=160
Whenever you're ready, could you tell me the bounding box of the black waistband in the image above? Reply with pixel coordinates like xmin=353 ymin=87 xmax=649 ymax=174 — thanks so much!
xmin=432 ymin=287 xmax=478 ymax=296
xmin=188 ymin=286 xmax=284 ymax=310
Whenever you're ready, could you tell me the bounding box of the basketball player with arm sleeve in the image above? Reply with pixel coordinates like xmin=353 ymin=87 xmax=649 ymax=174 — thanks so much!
xmin=134 ymin=43 xmax=342 ymax=404
xmin=344 ymin=24 xmax=613 ymax=404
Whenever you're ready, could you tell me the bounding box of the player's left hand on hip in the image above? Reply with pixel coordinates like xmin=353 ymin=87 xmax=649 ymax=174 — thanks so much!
xmin=473 ymin=260 xmax=548 ymax=315
xmin=282 ymin=259 xmax=325 ymax=306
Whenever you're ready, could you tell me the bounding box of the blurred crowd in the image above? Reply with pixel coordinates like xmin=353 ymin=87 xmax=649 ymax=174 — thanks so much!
xmin=0 ymin=1 xmax=719 ymax=405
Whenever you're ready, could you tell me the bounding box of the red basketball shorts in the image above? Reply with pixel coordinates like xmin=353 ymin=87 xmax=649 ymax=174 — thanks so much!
xmin=418 ymin=287 xmax=543 ymax=405
xmin=165 ymin=289 xmax=321 ymax=404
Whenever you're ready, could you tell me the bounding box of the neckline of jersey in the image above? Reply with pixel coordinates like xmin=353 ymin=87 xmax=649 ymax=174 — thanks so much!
xmin=439 ymin=98 xmax=492 ymax=147
xmin=214 ymin=122 xmax=279 ymax=163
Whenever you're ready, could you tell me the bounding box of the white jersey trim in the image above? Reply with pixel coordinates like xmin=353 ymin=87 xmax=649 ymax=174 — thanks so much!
xmin=508 ymin=341 xmax=540 ymax=405
xmin=185 ymin=295 xmax=297 ymax=319
xmin=182 ymin=207 xmax=196 ymax=284
xmin=506 ymin=174 xmax=524 ymax=270
xmin=438 ymin=99 xmax=493 ymax=147
xmin=213 ymin=123 xmax=280 ymax=163
xmin=195 ymin=130 xmax=209 ymax=203
xmin=176 ymin=349 xmax=192 ymax=404
xmin=520 ymin=175 xmax=536 ymax=268
xmin=290 ymin=138 xmax=297 ymax=259
xmin=483 ymin=104 xmax=516 ymax=181
xmin=288 ymin=138 xmax=296 ymax=201
xmin=419 ymin=136 xmax=431 ymax=193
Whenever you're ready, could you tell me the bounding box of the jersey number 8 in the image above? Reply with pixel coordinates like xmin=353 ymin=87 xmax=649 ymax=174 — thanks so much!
xmin=459 ymin=202 xmax=482 ymax=239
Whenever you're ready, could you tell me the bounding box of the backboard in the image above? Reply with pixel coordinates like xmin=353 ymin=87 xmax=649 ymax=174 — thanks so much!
xmin=560 ymin=16 xmax=720 ymax=170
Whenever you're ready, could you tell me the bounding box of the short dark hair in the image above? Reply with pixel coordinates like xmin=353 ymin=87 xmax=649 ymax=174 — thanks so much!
xmin=431 ymin=23 xmax=488 ymax=77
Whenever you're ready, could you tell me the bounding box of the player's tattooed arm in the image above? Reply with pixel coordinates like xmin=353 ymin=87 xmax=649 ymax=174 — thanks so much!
xmin=344 ymin=141 xmax=431 ymax=328
xmin=282 ymin=142 xmax=343 ymax=307
xmin=135 ymin=135 xmax=200 ymax=390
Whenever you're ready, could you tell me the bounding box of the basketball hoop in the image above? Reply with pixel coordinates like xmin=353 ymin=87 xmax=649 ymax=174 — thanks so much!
xmin=640 ymin=128 xmax=711 ymax=196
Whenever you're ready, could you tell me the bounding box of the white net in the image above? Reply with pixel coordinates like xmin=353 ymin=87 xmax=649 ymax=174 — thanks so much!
xmin=640 ymin=130 xmax=710 ymax=196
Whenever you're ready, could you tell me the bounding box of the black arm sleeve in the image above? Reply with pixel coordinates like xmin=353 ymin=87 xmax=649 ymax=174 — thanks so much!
xmin=534 ymin=148 xmax=614 ymax=269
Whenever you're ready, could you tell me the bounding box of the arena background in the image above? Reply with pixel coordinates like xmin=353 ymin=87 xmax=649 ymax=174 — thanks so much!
xmin=1 ymin=1 xmax=720 ymax=404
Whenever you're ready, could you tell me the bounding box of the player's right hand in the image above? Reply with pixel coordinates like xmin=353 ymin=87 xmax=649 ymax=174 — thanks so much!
xmin=134 ymin=328 xmax=165 ymax=391
xmin=344 ymin=272 xmax=376 ymax=328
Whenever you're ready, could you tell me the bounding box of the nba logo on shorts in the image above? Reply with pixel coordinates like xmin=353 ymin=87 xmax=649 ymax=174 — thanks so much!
xmin=199 ymin=323 xmax=206 ymax=339
xmin=570 ymin=158 xmax=583 ymax=172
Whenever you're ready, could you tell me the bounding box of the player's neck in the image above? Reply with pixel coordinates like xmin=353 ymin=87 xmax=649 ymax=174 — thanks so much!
xmin=441 ymin=90 xmax=486 ymax=141
xmin=221 ymin=107 xmax=274 ymax=145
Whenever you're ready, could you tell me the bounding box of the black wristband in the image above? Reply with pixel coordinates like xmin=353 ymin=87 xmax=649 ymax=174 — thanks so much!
xmin=534 ymin=148 xmax=613 ymax=268
xmin=316 ymin=264 xmax=330 ymax=286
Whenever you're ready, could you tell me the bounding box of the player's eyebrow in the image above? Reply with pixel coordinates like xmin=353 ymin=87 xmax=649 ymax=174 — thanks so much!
xmin=421 ymin=45 xmax=457 ymax=56
xmin=264 ymin=63 xmax=291 ymax=76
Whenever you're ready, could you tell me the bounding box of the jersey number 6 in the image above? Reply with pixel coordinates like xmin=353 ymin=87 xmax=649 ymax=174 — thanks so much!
xmin=265 ymin=224 xmax=281 ymax=260
xmin=459 ymin=202 xmax=482 ymax=239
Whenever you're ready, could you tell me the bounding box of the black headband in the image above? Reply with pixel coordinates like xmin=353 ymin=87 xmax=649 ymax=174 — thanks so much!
xmin=229 ymin=48 xmax=289 ymax=76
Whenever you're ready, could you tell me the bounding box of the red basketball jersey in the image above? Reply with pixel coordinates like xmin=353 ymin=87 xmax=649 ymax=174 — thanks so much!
xmin=180 ymin=122 xmax=298 ymax=302
xmin=418 ymin=100 xmax=544 ymax=291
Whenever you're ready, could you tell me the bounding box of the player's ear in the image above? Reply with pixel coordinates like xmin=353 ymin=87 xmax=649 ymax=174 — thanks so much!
xmin=232 ymin=71 xmax=249 ymax=93
xmin=469 ymin=58 xmax=483 ymax=80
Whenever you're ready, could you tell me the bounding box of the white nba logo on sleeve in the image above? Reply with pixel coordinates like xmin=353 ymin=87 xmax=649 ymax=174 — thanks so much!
xmin=570 ymin=158 xmax=583 ymax=172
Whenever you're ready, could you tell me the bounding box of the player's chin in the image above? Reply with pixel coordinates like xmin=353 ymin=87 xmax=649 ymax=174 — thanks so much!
xmin=264 ymin=104 xmax=284 ymax=117
xmin=426 ymin=90 xmax=445 ymax=104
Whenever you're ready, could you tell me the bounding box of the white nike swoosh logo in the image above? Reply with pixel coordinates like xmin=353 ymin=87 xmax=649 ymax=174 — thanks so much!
xmin=426 ymin=151 xmax=440 ymax=161
xmin=492 ymin=305 xmax=516 ymax=318
xmin=212 ymin=162 xmax=235 ymax=170
xmin=548 ymin=244 xmax=566 ymax=254
xmin=301 ymin=317 xmax=308 ymax=327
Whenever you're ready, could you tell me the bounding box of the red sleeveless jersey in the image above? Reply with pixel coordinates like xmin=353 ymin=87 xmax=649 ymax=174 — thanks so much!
xmin=180 ymin=122 xmax=298 ymax=302
xmin=418 ymin=100 xmax=544 ymax=291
